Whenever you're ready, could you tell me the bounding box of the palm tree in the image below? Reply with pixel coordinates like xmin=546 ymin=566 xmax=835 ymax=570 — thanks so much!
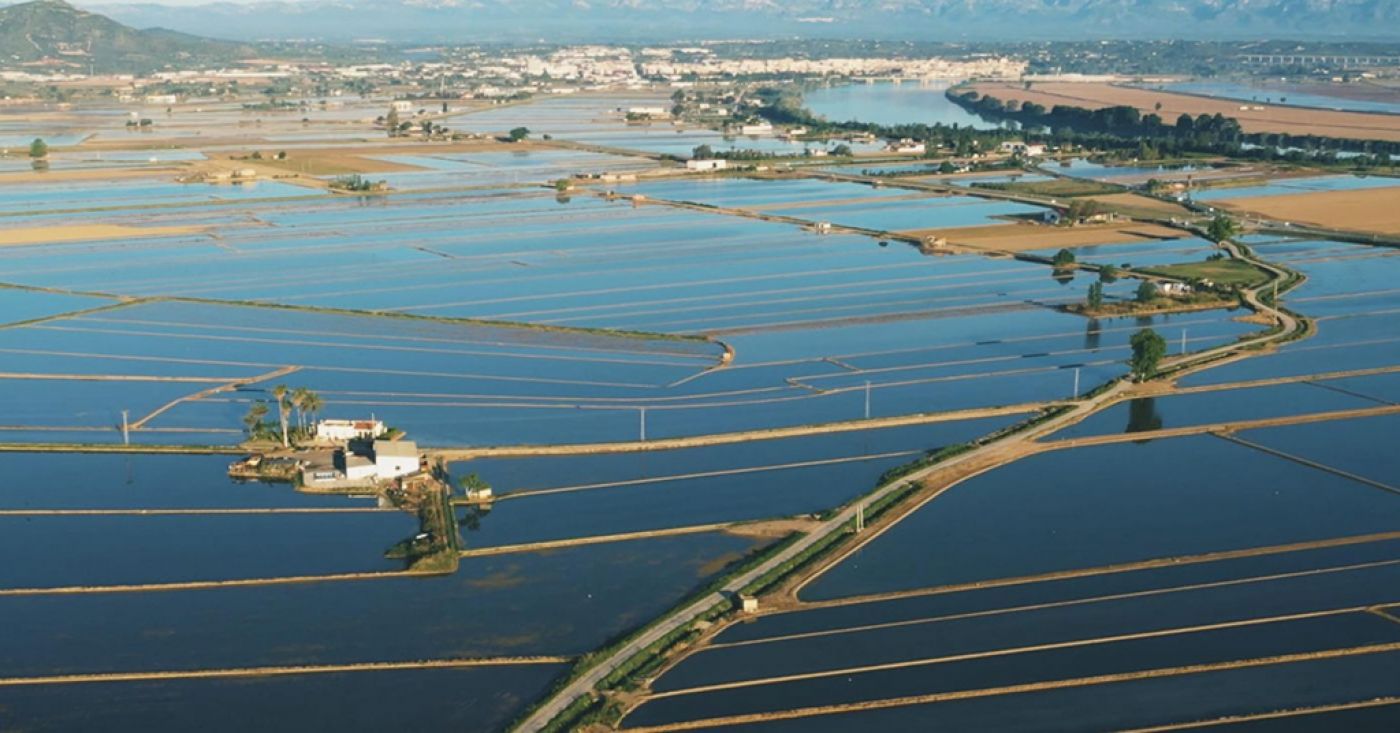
xmin=302 ymin=390 xmax=324 ymax=434
xmin=291 ymin=387 xmax=311 ymax=434
xmin=242 ymin=402 xmax=269 ymax=438
xmin=272 ymin=385 xmax=291 ymax=448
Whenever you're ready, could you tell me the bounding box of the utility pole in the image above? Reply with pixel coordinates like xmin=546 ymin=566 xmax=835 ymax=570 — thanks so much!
xmin=121 ymin=410 xmax=130 ymax=445
xmin=856 ymin=502 xmax=865 ymax=533
xmin=864 ymin=381 xmax=872 ymax=420
xmin=639 ymin=407 xmax=647 ymax=441
xmin=1072 ymin=367 xmax=1080 ymax=398
xmin=1181 ymin=328 xmax=1188 ymax=354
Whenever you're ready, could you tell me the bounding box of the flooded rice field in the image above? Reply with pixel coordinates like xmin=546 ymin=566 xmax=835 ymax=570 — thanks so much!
xmin=0 ymin=664 xmax=564 ymax=732
xmin=663 ymin=650 xmax=1400 ymax=732
xmin=802 ymin=435 xmax=1400 ymax=599
xmin=450 ymin=417 xmax=1021 ymax=548
xmin=1192 ymin=173 xmax=1400 ymax=201
xmin=0 ymin=293 xmax=1253 ymax=445
xmin=801 ymin=81 xmax=1001 ymax=128
xmin=450 ymin=94 xmax=881 ymax=157
xmin=1050 ymin=382 xmax=1379 ymax=439
xmin=2 ymin=90 xmax=1397 ymax=730
xmin=367 ymin=148 xmax=655 ymax=190
xmin=720 ymin=536 xmax=1400 ymax=645
xmin=0 ymin=531 xmax=759 ymax=674
xmin=628 ymin=530 xmax=1400 ymax=730
xmin=0 ymin=511 xmax=416 ymax=588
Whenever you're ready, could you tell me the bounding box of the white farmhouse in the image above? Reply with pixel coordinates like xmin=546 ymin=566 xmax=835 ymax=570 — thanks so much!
xmin=316 ymin=419 xmax=386 ymax=443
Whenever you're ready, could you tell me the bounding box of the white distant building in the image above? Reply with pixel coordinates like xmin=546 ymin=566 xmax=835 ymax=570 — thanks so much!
xmin=390 ymin=100 xmax=415 ymax=113
xmin=886 ymin=139 xmax=926 ymax=154
xmin=144 ymin=94 xmax=178 ymax=105
xmin=686 ymin=159 xmax=728 ymax=172
xmin=316 ymin=419 xmax=386 ymax=443
xmin=627 ymin=106 xmax=667 ymax=117
xmin=739 ymin=122 xmax=773 ymax=136
xmin=1157 ymin=282 xmax=1194 ymax=297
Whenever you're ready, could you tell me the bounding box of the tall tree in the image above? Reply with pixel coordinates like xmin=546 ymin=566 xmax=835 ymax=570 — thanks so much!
xmin=272 ymin=384 xmax=291 ymax=448
xmin=1087 ymin=281 xmax=1104 ymax=309
xmin=1206 ymin=215 xmax=1238 ymax=243
xmin=28 ymin=138 xmax=47 ymax=159
xmin=385 ymin=106 xmax=400 ymax=137
xmin=1130 ymin=328 xmax=1167 ymax=380
xmin=291 ymin=387 xmax=311 ymax=432
xmin=302 ymin=391 xmax=324 ymax=432
xmin=242 ymin=402 xmax=269 ymax=437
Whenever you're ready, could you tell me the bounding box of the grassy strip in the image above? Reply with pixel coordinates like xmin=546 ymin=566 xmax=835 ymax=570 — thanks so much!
xmin=537 ymin=693 xmax=604 ymax=733
xmin=1140 ymin=260 xmax=1271 ymax=287
xmin=598 ymin=599 xmax=732 ymax=692
xmin=877 ymin=442 xmax=975 ymax=486
xmin=0 ymin=297 xmax=147 ymax=331
xmin=740 ymin=525 xmax=854 ymax=598
xmin=974 ymin=178 xmax=1123 ymax=197
xmin=155 ymin=295 xmax=711 ymax=345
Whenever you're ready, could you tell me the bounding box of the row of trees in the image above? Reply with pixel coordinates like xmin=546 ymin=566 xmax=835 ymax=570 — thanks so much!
xmin=747 ymin=84 xmax=1397 ymax=167
xmin=241 ymin=385 xmax=325 ymax=448
xmin=950 ymin=90 xmax=1400 ymax=161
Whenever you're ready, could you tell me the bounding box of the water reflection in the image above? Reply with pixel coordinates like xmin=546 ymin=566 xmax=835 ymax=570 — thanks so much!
xmin=1084 ymin=318 xmax=1102 ymax=351
xmin=1126 ymin=397 xmax=1164 ymax=437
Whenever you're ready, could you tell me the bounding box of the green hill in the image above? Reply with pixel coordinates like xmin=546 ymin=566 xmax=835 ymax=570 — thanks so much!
xmin=0 ymin=0 xmax=253 ymax=72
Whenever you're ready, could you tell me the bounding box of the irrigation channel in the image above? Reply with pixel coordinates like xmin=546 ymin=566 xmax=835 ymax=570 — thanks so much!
xmin=511 ymin=231 xmax=1313 ymax=731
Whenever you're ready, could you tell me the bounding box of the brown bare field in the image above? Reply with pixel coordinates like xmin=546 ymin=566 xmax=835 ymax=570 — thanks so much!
xmin=0 ymin=224 xmax=204 ymax=247
xmin=904 ymin=221 xmax=1186 ymax=252
xmin=223 ymin=153 xmax=425 ymax=177
xmin=1215 ymin=186 xmax=1400 ymax=235
xmin=212 ymin=140 xmax=553 ymax=176
xmin=0 ymin=167 xmax=185 ymax=185
xmin=725 ymin=518 xmax=821 ymax=539
xmin=967 ymin=82 xmax=1400 ymax=142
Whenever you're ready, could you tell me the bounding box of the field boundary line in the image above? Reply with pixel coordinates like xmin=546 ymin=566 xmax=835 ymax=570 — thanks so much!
xmin=621 ymin=642 xmax=1400 ymax=732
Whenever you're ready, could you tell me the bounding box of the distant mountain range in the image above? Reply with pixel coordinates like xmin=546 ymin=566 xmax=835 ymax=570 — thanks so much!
xmin=0 ymin=0 xmax=251 ymax=71
xmin=72 ymin=0 xmax=1400 ymax=42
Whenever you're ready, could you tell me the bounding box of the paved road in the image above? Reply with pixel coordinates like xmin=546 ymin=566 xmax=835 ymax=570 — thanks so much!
xmin=511 ymin=236 xmax=1305 ymax=733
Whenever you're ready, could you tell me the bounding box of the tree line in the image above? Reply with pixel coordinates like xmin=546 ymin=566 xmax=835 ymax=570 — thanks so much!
xmin=949 ymin=90 xmax=1399 ymax=164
